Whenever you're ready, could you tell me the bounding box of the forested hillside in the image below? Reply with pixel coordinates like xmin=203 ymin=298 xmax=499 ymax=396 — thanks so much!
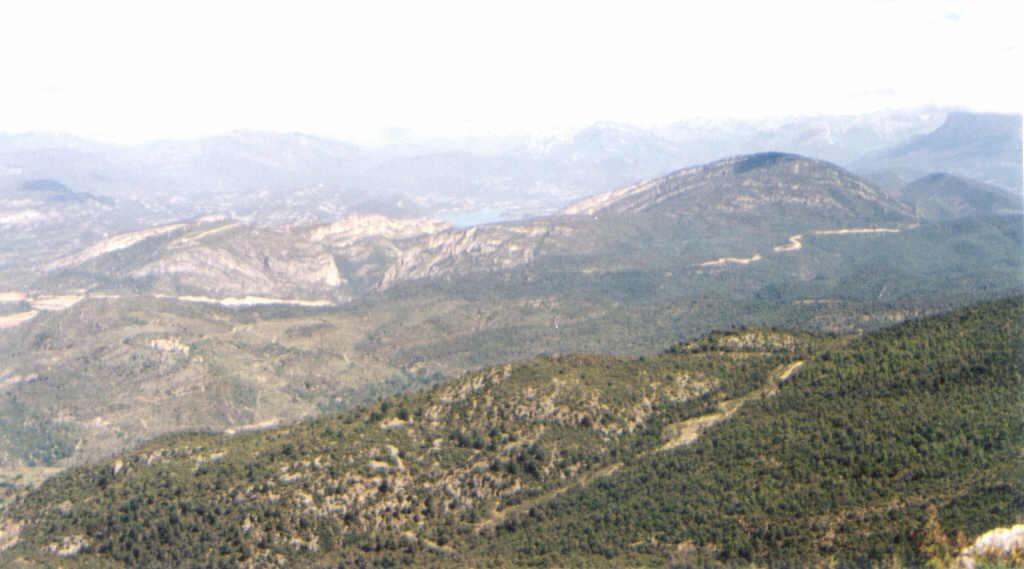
xmin=1 ymin=298 xmax=1020 ymax=568
xmin=480 ymin=298 xmax=1023 ymax=567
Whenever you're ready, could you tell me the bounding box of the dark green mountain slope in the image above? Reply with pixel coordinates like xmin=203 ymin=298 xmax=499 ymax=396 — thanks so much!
xmin=478 ymin=298 xmax=1024 ymax=568
xmin=0 ymin=298 xmax=1020 ymax=568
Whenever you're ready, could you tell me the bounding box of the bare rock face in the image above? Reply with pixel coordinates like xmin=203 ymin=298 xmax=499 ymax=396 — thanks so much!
xmin=132 ymin=226 xmax=344 ymax=297
xmin=0 ymin=519 xmax=21 ymax=553
xmin=957 ymin=524 xmax=1024 ymax=569
xmin=309 ymin=214 xmax=450 ymax=248
xmin=43 ymin=218 xmax=346 ymax=299
xmin=379 ymin=221 xmax=560 ymax=288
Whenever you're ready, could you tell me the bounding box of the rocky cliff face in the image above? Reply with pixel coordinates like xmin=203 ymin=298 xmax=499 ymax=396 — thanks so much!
xmin=379 ymin=221 xmax=571 ymax=288
xmin=309 ymin=214 xmax=450 ymax=247
xmin=131 ymin=224 xmax=345 ymax=298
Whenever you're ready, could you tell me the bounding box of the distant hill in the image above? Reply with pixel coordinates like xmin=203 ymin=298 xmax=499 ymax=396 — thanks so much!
xmin=898 ymin=172 xmax=1023 ymax=220
xmin=853 ymin=111 xmax=1023 ymax=192
xmin=562 ymin=152 xmax=912 ymax=224
xmin=12 ymin=179 xmax=113 ymax=205
xmin=0 ymin=179 xmax=126 ymax=289
xmin=1 ymin=298 xmax=1019 ymax=568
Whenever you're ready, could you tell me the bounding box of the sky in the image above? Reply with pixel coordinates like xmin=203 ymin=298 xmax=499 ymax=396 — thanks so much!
xmin=0 ymin=0 xmax=1019 ymax=144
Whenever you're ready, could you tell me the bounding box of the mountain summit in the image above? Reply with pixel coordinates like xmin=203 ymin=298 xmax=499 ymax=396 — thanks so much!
xmin=562 ymin=152 xmax=914 ymax=227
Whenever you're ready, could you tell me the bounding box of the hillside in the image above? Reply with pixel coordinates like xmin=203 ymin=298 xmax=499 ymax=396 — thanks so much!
xmin=477 ymin=298 xmax=1024 ymax=568
xmin=0 ymin=180 xmax=134 ymax=290
xmin=898 ymin=173 xmax=1023 ymax=220
xmin=0 ymin=298 xmax=1019 ymax=568
xmin=562 ymin=153 xmax=912 ymax=225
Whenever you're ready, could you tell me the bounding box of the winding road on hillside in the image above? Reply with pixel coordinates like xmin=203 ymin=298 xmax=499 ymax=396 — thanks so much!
xmin=698 ymin=226 xmax=906 ymax=268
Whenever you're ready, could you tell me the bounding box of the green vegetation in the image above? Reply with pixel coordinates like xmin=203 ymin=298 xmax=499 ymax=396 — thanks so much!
xmin=0 ymin=400 xmax=77 ymax=468
xmin=479 ymin=297 xmax=1024 ymax=567
xmin=1 ymin=298 xmax=1020 ymax=568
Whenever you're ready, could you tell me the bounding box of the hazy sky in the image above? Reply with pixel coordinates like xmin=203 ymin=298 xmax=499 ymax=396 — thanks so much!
xmin=1 ymin=0 xmax=1019 ymax=143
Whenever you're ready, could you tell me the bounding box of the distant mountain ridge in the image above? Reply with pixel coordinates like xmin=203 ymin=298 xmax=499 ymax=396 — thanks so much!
xmin=0 ymin=109 xmax=950 ymax=226
xmin=21 ymin=153 xmax=918 ymax=300
xmin=0 ymin=109 xmax=974 ymax=288
xmin=853 ymin=111 xmax=1023 ymax=191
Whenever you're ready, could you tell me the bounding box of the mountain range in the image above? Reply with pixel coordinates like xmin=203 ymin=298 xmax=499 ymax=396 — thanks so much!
xmin=0 ymin=108 xmax=961 ymax=227
xmin=0 ymin=108 xmax=1021 ymax=568
xmin=0 ymin=151 xmax=1020 ymax=477
xmin=3 ymin=110 xmax=1018 ymax=288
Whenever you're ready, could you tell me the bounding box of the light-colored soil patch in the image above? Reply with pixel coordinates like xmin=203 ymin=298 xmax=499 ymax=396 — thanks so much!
xmin=44 ymin=534 xmax=89 ymax=557
xmin=474 ymin=462 xmax=622 ymax=534
xmin=773 ymin=234 xmax=803 ymax=252
xmin=813 ymin=227 xmax=901 ymax=236
xmin=225 ymin=418 xmax=282 ymax=435
xmin=777 ymin=360 xmax=804 ymax=382
xmin=659 ymin=360 xmax=804 ymax=452
xmin=380 ymin=418 xmax=415 ymax=430
xmin=659 ymin=405 xmax=737 ymax=451
xmin=309 ymin=215 xmax=449 ymax=246
xmin=173 ymin=295 xmax=334 ymax=308
xmin=0 ymin=519 xmax=22 ymax=553
xmin=699 ymin=254 xmax=762 ymax=267
xmin=171 ymin=222 xmax=240 ymax=246
xmin=30 ymin=295 xmax=84 ymax=311
xmin=0 ymin=311 xmax=39 ymax=329
xmin=0 ymin=292 xmax=28 ymax=303
xmin=148 ymin=337 xmax=191 ymax=355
